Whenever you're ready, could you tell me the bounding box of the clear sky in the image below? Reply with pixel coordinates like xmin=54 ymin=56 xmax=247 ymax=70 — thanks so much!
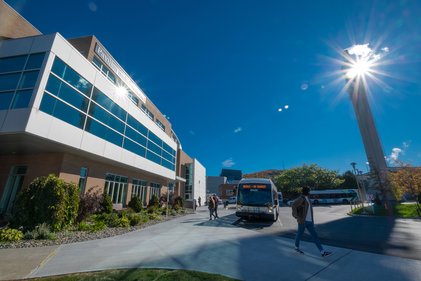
xmin=7 ymin=0 xmax=421 ymax=176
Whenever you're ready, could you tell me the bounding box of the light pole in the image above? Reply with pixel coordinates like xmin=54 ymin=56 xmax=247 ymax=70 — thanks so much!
xmin=343 ymin=46 xmax=395 ymax=212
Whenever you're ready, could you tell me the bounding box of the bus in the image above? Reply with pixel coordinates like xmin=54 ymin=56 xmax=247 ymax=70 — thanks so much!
xmin=235 ymin=178 xmax=279 ymax=221
xmin=309 ymin=189 xmax=359 ymax=205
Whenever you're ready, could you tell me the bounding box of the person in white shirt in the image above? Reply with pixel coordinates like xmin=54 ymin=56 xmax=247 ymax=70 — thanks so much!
xmin=292 ymin=186 xmax=332 ymax=257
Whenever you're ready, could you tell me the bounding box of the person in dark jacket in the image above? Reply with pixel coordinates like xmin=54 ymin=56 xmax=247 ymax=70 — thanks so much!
xmin=208 ymin=196 xmax=216 ymax=220
xmin=212 ymin=194 xmax=220 ymax=218
xmin=292 ymin=186 xmax=332 ymax=257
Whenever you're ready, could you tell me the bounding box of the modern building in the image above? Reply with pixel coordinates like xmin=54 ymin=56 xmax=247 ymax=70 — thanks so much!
xmin=220 ymin=168 xmax=242 ymax=183
xmin=0 ymin=1 xmax=205 ymax=214
xmin=206 ymin=176 xmax=227 ymax=196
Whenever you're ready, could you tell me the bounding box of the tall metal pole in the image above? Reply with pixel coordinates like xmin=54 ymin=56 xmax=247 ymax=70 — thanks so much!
xmin=343 ymin=50 xmax=395 ymax=211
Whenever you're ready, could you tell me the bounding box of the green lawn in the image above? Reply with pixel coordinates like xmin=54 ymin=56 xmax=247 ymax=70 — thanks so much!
xmin=29 ymin=269 xmax=239 ymax=281
xmin=352 ymin=203 xmax=421 ymax=218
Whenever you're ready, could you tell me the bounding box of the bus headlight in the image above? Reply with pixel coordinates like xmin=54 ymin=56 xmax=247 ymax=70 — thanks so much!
xmin=268 ymin=206 xmax=273 ymax=213
xmin=237 ymin=205 xmax=243 ymax=211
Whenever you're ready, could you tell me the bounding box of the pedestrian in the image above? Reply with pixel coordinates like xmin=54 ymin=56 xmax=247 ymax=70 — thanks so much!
xmin=198 ymin=196 xmax=201 ymax=207
xmin=193 ymin=198 xmax=197 ymax=213
xmin=291 ymin=186 xmax=332 ymax=257
xmin=212 ymin=194 xmax=219 ymax=218
xmin=208 ymin=195 xmax=216 ymax=220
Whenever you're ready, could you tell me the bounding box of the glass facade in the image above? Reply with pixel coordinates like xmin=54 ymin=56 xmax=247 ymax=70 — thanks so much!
xmin=150 ymin=183 xmax=161 ymax=202
xmin=132 ymin=179 xmax=148 ymax=206
xmin=39 ymin=57 xmax=176 ymax=171
xmin=0 ymin=53 xmax=45 ymax=110
xmin=104 ymin=173 xmax=128 ymax=205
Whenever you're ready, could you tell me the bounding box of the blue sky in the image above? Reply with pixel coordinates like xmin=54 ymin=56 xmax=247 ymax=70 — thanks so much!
xmin=8 ymin=0 xmax=421 ymax=176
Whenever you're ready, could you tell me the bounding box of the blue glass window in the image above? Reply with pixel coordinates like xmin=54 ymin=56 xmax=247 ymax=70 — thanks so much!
xmin=0 ymin=73 xmax=21 ymax=91
xmin=127 ymin=115 xmax=148 ymax=136
xmin=0 ymin=91 xmax=14 ymax=110
xmin=17 ymin=71 xmax=39 ymax=89
xmin=92 ymin=88 xmax=126 ymax=121
xmin=51 ymin=57 xmax=92 ymax=96
xmin=162 ymin=150 xmax=174 ymax=163
xmin=146 ymin=150 xmax=161 ymax=165
xmin=11 ymin=90 xmax=33 ymax=109
xmin=45 ymin=75 xmax=62 ymax=95
xmin=51 ymin=57 xmax=66 ymax=78
xmin=123 ymin=138 xmax=146 ymax=157
xmin=125 ymin=126 xmax=147 ymax=146
xmin=162 ymin=159 xmax=175 ymax=171
xmin=25 ymin=53 xmax=45 ymax=70
xmin=0 ymin=55 xmax=26 ymax=73
xmin=147 ymin=140 xmax=162 ymax=156
xmin=40 ymin=93 xmax=56 ymax=115
xmin=88 ymin=103 xmax=125 ymax=133
xmin=47 ymin=75 xmax=89 ymax=113
xmin=40 ymin=94 xmax=86 ymax=129
xmin=163 ymin=143 xmax=173 ymax=154
xmin=85 ymin=117 xmax=123 ymax=146
xmin=148 ymin=131 xmax=163 ymax=147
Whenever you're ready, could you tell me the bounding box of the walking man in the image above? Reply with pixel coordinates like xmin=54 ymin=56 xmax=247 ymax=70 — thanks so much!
xmin=198 ymin=196 xmax=201 ymax=207
xmin=212 ymin=194 xmax=220 ymax=218
xmin=208 ymin=195 xmax=216 ymax=220
xmin=291 ymin=186 xmax=332 ymax=257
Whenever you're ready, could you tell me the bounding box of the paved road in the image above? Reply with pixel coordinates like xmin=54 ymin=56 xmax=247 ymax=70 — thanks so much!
xmin=229 ymin=204 xmax=421 ymax=260
xmin=23 ymin=207 xmax=421 ymax=281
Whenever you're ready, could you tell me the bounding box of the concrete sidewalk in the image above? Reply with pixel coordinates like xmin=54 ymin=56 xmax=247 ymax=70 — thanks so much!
xmin=1 ymin=206 xmax=421 ymax=281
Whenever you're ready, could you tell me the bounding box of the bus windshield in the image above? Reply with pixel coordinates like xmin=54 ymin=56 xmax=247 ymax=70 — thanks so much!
xmin=238 ymin=184 xmax=272 ymax=206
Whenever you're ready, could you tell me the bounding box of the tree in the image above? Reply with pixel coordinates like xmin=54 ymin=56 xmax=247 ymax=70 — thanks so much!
xmin=389 ymin=166 xmax=421 ymax=215
xmin=273 ymin=164 xmax=344 ymax=200
xmin=338 ymin=171 xmax=358 ymax=189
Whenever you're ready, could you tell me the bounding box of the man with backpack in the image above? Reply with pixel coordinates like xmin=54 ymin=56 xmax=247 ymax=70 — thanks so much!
xmin=291 ymin=186 xmax=332 ymax=257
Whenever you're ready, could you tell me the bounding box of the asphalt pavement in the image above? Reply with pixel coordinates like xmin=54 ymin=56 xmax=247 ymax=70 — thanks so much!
xmin=1 ymin=206 xmax=421 ymax=281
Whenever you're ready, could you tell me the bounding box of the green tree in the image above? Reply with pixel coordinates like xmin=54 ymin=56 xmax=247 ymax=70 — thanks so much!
xmin=389 ymin=166 xmax=421 ymax=215
xmin=273 ymin=164 xmax=344 ymax=200
xmin=338 ymin=171 xmax=358 ymax=189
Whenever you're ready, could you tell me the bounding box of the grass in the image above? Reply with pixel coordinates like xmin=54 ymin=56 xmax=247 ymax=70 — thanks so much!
xmin=352 ymin=203 xmax=421 ymax=218
xmin=28 ymin=269 xmax=239 ymax=281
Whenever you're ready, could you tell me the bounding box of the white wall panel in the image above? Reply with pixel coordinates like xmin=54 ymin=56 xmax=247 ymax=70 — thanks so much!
xmin=48 ymin=118 xmax=84 ymax=148
xmin=103 ymin=141 xmax=123 ymax=164
xmin=26 ymin=109 xmax=54 ymax=138
xmin=80 ymin=132 xmax=106 ymax=156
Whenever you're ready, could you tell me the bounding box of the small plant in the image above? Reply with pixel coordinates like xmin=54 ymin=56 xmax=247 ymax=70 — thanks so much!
xmin=0 ymin=228 xmax=23 ymax=242
xmin=148 ymin=212 xmax=162 ymax=221
xmin=127 ymin=213 xmax=142 ymax=226
xmin=139 ymin=211 xmax=150 ymax=223
xmin=119 ymin=216 xmax=130 ymax=228
xmin=24 ymin=223 xmax=56 ymax=240
xmin=90 ymin=221 xmax=106 ymax=232
xmin=128 ymin=196 xmax=143 ymax=213
xmin=78 ymin=187 xmax=103 ymax=222
xmin=106 ymin=213 xmax=121 ymax=228
xmin=172 ymin=196 xmax=184 ymax=209
xmin=100 ymin=193 xmax=113 ymax=214
xmin=77 ymin=221 xmax=91 ymax=232
xmin=148 ymin=195 xmax=159 ymax=209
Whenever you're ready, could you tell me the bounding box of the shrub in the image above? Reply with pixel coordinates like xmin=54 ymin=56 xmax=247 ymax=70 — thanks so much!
xmin=0 ymin=228 xmax=23 ymax=242
xmin=148 ymin=195 xmax=159 ymax=209
xmin=78 ymin=188 xmax=103 ymax=222
xmin=100 ymin=193 xmax=113 ymax=214
xmin=139 ymin=211 xmax=150 ymax=223
xmin=127 ymin=213 xmax=141 ymax=226
xmin=148 ymin=212 xmax=162 ymax=221
xmin=128 ymin=196 xmax=143 ymax=213
xmin=12 ymin=174 xmax=79 ymax=232
xmin=119 ymin=216 xmax=130 ymax=228
xmin=77 ymin=221 xmax=91 ymax=232
xmin=24 ymin=223 xmax=56 ymax=240
xmin=106 ymin=213 xmax=121 ymax=228
xmin=172 ymin=196 xmax=184 ymax=209
xmin=91 ymin=220 xmax=106 ymax=232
